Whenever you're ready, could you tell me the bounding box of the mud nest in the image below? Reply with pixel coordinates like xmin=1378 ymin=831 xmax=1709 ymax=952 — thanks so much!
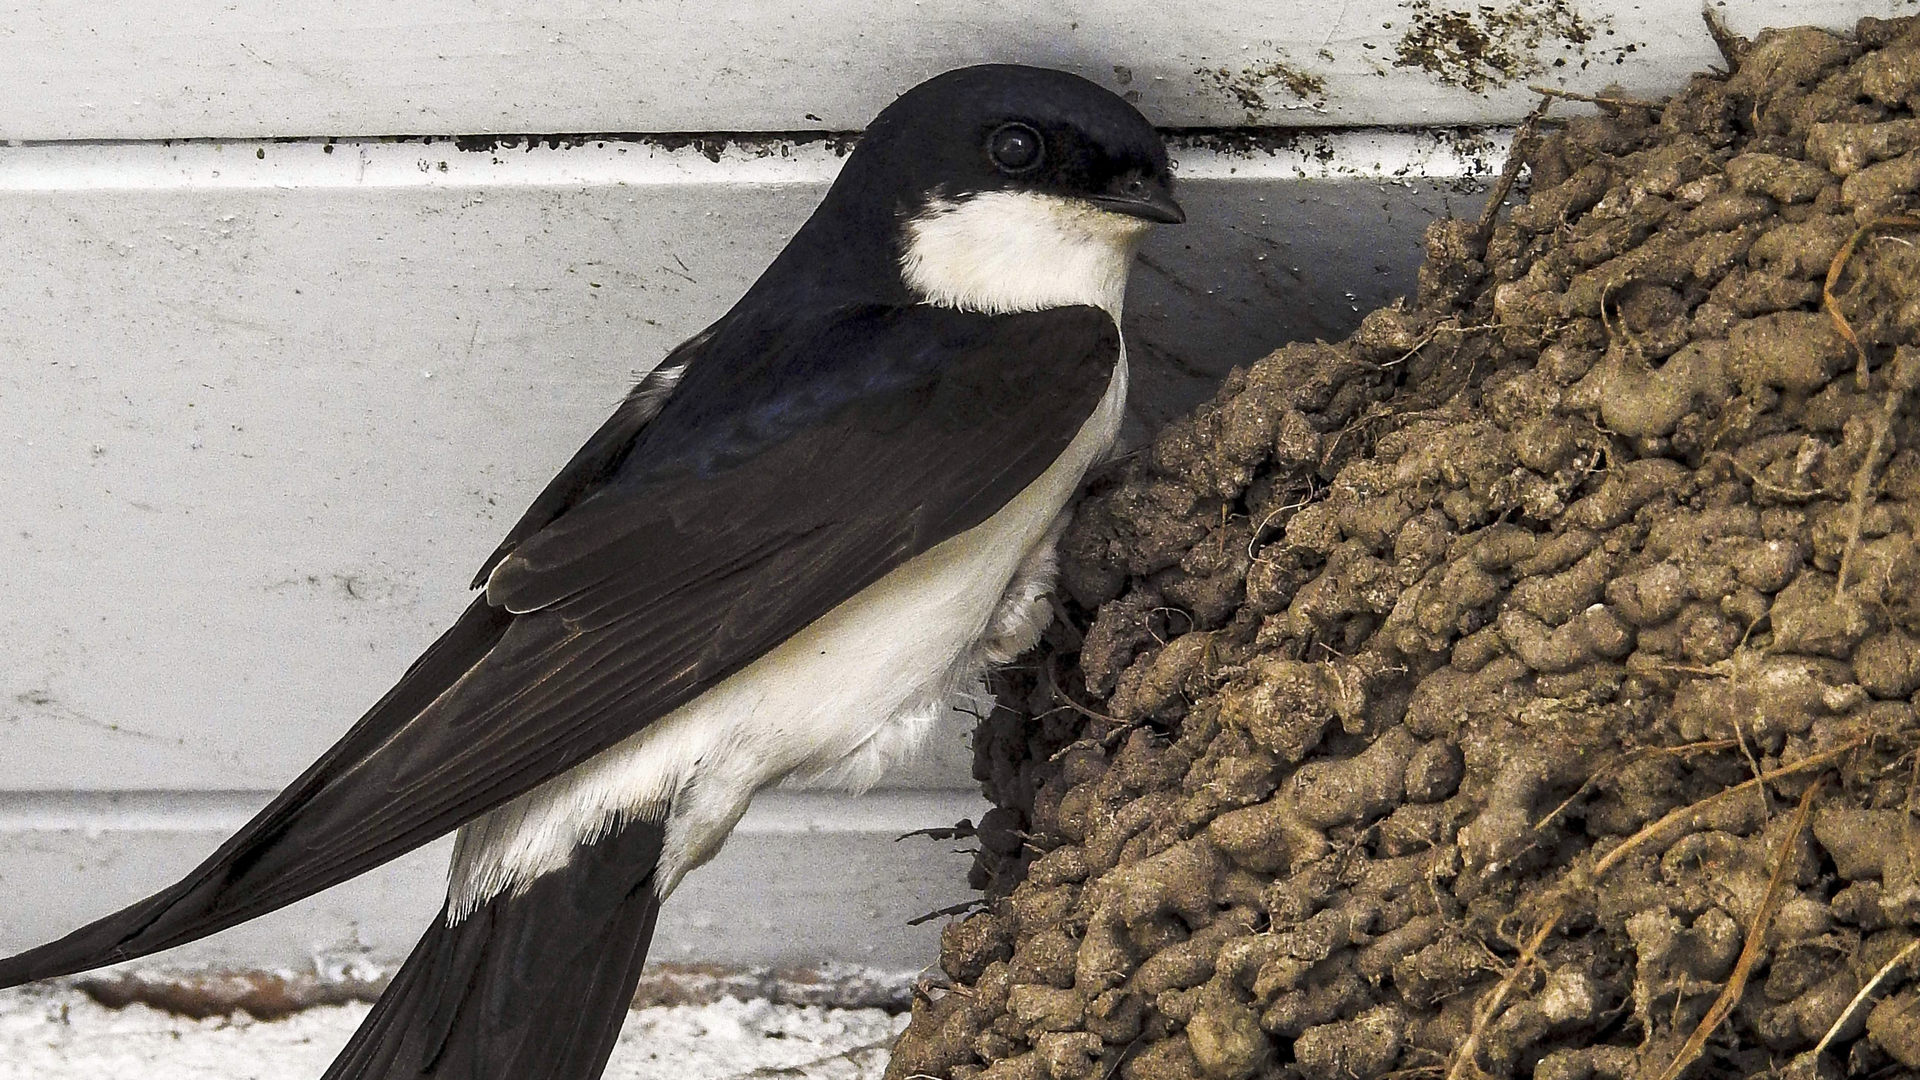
xmin=889 ymin=17 xmax=1920 ymax=1080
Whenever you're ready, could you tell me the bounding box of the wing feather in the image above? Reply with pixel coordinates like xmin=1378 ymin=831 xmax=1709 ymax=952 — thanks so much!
xmin=0 ymin=303 xmax=1118 ymax=986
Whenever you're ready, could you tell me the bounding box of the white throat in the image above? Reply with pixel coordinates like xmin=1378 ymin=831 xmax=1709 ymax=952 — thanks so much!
xmin=898 ymin=191 xmax=1150 ymax=318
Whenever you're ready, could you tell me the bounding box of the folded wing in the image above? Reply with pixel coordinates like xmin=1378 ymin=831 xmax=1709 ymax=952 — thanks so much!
xmin=0 ymin=303 xmax=1118 ymax=986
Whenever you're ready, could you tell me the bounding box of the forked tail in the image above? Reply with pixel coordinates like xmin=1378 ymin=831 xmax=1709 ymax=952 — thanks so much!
xmin=322 ymin=817 xmax=666 ymax=1080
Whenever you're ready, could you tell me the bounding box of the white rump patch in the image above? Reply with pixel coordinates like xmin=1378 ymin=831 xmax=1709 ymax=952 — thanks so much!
xmin=899 ymin=191 xmax=1150 ymax=318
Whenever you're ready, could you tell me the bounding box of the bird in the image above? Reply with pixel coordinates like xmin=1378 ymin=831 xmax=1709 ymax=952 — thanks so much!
xmin=0 ymin=63 xmax=1181 ymax=1079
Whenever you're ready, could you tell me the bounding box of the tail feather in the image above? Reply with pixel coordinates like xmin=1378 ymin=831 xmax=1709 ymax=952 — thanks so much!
xmin=323 ymin=817 xmax=666 ymax=1080
xmin=0 ymin=596 xmax=515 ymax=990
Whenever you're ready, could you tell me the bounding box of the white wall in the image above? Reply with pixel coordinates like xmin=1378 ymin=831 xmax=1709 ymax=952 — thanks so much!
xmin=0 ymin=1 xmax=1885 ymax=139
xmin=0 ymin=0 xmax=1897 ymax=982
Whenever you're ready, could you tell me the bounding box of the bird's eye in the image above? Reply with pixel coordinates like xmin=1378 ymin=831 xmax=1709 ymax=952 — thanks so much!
xmin=987 ymin=123 xmax=1043 ymax=174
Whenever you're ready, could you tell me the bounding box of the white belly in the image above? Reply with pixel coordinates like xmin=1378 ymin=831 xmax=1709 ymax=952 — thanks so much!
xmin=445 ymin=353 xmax=1127 ymax=917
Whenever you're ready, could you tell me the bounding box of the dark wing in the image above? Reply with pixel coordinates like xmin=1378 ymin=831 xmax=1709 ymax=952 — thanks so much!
xmin=472 ymin=330 xmax=709 ymax=588
xmin=0 ymin=302 xmax=1118 ymax=986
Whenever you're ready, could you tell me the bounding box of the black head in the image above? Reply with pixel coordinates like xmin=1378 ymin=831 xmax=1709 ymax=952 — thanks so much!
xmin=751 ymin=65 xmax=1180 ymax=312
xmin=849 ymin=64 xmax=1182 ymax=225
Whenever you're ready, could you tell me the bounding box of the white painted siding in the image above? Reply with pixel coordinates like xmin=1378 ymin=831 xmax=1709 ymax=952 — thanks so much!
xmin=0 ymin=790 xmax=987 ymax=972
xmin=0 ymin=1 xmax=1897 ymax=140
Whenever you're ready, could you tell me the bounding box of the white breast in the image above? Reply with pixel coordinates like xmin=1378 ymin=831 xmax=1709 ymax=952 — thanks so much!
xmin=446 ymin=352 xmax=1128 ymax=917
xmin=899 ymin=191 xmax=1151 ymax=316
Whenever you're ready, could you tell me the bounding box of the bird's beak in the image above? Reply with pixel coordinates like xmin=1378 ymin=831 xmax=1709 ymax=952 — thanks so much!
xmin=1089 ymin=182 xmax=1186 ymax=224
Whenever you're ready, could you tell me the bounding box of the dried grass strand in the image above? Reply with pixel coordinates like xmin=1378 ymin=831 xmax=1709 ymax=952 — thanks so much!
xmin=1474 ymin=97 xmax=1553 ymax=255
xmin=1444 ymin=916 xmax=1561 ymax=1080
xmin=1654 ymin=778 xmax=1824 ymax=1080
xmin=1822 ymin=215 xmax=1920 ymax=385
xmin=1809 ymin=937 xmax=1920 ymax=1066
xmin=1593 ymin=739 xmax=1863 ymax=879
xmin=1527 ymin=85 xmax=1664 ymax=111
xmin=1451 ymin=742 xmax=1864 ymax=1080
xmin=1532 ymin=740 xmax=1739 ymax=832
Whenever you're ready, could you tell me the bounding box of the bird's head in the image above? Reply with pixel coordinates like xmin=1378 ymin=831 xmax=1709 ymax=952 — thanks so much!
xmin=781 ymin=65 xmax=1182 ymax=318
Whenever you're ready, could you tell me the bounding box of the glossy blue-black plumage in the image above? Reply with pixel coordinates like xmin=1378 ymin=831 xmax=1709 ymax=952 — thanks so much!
xmin=625 ymin=304 xmax=1041 ymax=477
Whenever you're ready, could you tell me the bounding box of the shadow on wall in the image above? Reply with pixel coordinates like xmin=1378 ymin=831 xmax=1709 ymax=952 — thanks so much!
xmin=1121 ymin=174 xmax=1470 ymax=433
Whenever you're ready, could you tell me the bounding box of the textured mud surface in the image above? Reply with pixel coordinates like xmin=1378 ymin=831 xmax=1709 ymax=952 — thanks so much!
xmin=891 ymin=17 xmax=1920 ymax=1080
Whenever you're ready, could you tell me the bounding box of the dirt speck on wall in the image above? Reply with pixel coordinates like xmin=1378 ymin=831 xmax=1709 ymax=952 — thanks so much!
xmin=890 ymin=16 xmax=1920 ymax=1080
xmin=1392 ymin=0 xmax=1632 ymax=93
xmin=1199 ymin=56 xmax=1331 ymax=118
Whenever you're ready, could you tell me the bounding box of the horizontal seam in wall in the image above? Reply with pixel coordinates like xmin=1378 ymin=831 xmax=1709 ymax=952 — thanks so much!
xmin=0 ymin=788 xmax=986 ymax=835
xmin=0 ymin=128 xmax=1512 ymax=193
